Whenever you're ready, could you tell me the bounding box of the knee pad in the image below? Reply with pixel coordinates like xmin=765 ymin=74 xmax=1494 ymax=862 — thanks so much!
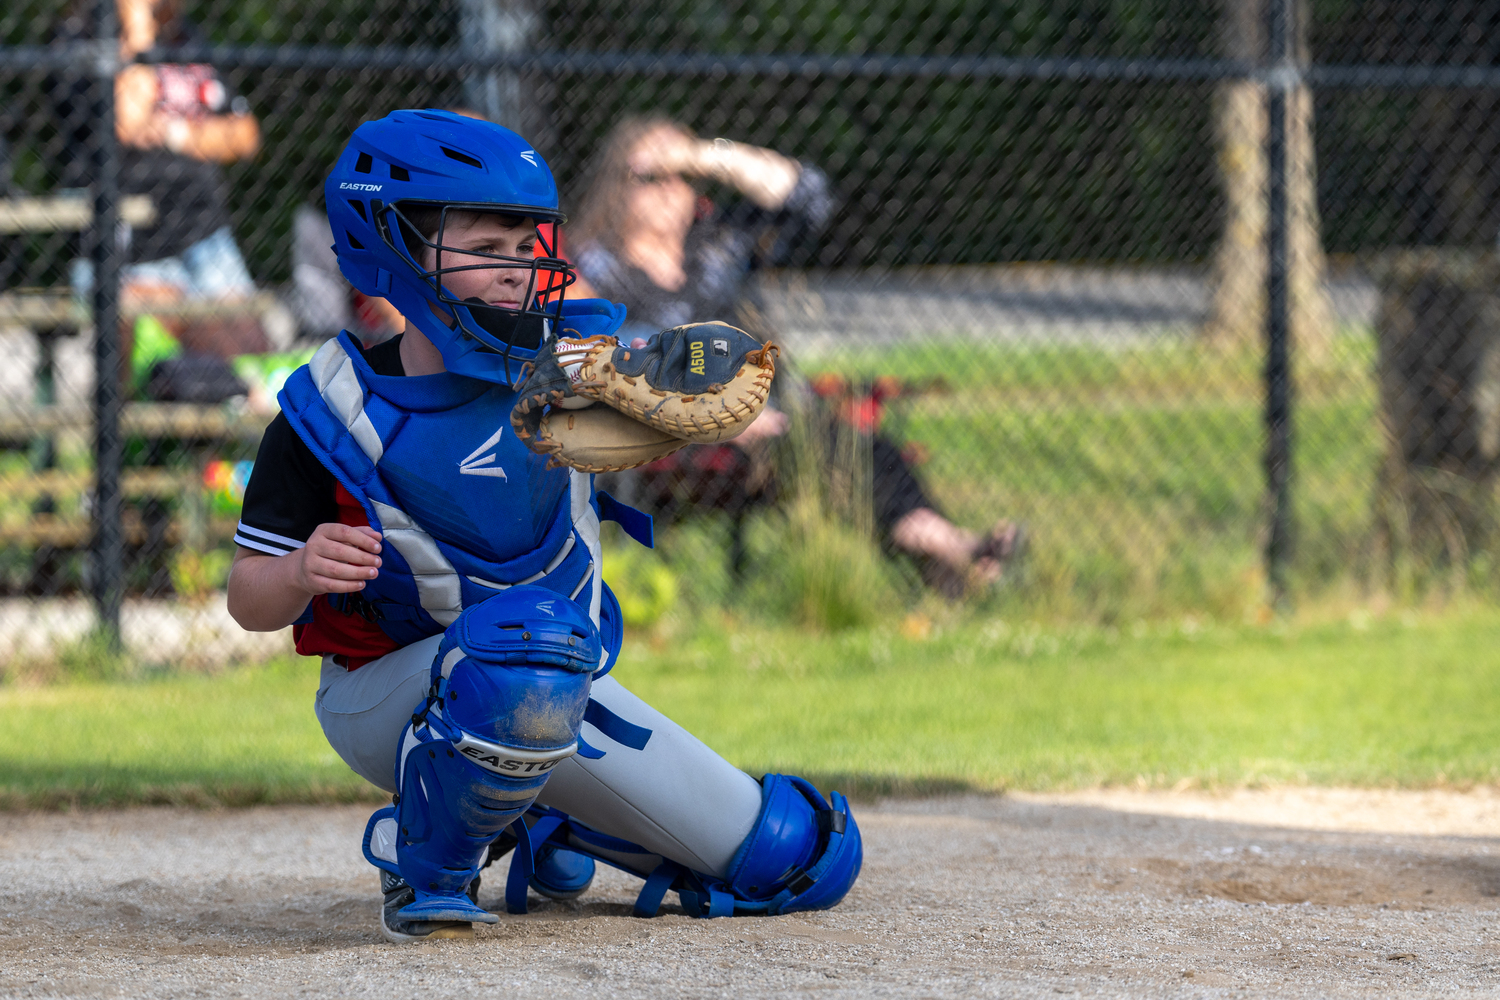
xmin=500 ymin=773 xmax=862 ymax=918
xmin=383 ymin=587 xmax=600 ymax=903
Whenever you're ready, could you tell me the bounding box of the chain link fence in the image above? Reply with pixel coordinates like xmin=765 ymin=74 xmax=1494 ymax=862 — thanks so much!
xmin=0 ymin=0 xmax=1495 ymax=664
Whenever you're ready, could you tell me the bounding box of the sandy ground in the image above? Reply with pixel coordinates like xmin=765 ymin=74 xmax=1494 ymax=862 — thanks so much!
xmin=3 ymin=789 xmax=1500 ymax=999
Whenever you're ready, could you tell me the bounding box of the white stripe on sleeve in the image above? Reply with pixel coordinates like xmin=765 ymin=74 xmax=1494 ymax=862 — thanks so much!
xmin=233 ymin=521 xmax=306 ymax=556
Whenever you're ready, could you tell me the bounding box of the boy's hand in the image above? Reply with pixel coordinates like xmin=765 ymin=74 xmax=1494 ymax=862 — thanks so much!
xmin=294 ymin=523 xmax=383 ymax=595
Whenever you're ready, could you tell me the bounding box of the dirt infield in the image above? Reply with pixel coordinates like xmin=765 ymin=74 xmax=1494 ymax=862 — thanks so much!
xmin=3 ymin=789 xmax=1499 ymax=998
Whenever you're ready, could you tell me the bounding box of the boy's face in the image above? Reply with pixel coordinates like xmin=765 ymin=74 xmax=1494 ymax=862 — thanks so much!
xmin=422 ymin=212 xmax=537 ymax=311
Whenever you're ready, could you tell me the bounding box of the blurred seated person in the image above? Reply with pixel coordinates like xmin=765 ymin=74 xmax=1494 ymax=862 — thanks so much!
xmin=96 ymin=0 xmax=258 ymax=306
xmin=59 ymin=0 xmax=268 ymax=364
xmin=567 ymin=117 xmax=1022 ymax=594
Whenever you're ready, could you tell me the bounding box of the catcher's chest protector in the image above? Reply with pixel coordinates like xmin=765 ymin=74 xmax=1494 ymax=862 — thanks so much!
xmin=280 ymin=332 xmax=609 ymax=648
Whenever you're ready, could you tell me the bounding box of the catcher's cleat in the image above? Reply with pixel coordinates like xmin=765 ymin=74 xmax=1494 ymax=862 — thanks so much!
xmin=529 ymin=844 xmax=596 ymax=901
xmin=378 ymin=870 xmax=486 ymax=944
xmin=483 ymin=825 xmax=596 ymax=901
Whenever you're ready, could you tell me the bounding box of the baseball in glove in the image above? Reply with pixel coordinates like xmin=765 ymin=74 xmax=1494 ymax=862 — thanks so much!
xmin=570 ymin=322 xmax=777 ymax=443
xmin=510 ymin=322 xmax=777 ymax=472
xmin=509 ymin=334 xmax=689 ymax=473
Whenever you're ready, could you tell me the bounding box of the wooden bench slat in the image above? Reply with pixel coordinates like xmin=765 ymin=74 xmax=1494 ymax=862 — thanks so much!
xmin=0 ymin=404 xmax=273 ymax=443
xmin=0 ymin=289 xmax=280 ymax=327
xmin=0 ymin=195 xmax=157 ymax=234
xmin=0 ymin=513 xmax=239 ymax=549
xmin=0 ymin=468 xmax=199 ymax=504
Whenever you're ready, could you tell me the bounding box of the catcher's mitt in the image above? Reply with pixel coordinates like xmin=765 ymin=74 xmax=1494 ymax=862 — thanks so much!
xmin=571 ymin=322 xmax=777 ymax=444
xmin=510 ymin=322 xmax=777 ymax=472
xmin=510 ymin=334 xmax=689 ymax=473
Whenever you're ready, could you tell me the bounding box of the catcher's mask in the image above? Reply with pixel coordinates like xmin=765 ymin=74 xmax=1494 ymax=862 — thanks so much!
xmin=386 ymin=201 xmax=573 ymax=362
xmin=326 ymin=109 xmax=577 ymax=386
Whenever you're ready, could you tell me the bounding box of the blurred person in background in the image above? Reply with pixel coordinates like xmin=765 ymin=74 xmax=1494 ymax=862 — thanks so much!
xmin=57 ymin=0 xmax=272 ymax=394
xmin=62 ymin=0 xmax=261 ymax=310
xmin=289 ymin=203 xmax=404 ymax=345
xmin=568 ymin=118 xmax=1023 ymax=595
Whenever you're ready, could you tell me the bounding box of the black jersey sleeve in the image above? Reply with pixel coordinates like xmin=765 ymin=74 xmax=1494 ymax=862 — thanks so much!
xmin=234 ymin=337 xmax=402 ymax=556
xmin=234 ymin=412 xmax=338 ymax=556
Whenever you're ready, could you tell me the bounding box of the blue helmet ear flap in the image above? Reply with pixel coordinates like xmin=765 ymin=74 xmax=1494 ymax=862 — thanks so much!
xmin=336 ymin=254 xmax=378 ymax=292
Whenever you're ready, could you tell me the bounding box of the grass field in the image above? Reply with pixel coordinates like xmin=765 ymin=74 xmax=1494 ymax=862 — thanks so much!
xmin=3 ymin=606 xmax=1497 ymax=809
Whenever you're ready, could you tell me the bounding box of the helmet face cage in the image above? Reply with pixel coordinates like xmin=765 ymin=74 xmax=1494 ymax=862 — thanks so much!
xmin=376 ymin=199 xmax=576 ymax=371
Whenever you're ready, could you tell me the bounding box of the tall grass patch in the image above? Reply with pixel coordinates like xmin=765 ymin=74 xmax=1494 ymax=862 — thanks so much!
xmin=757 ymin=497 xmax=899 ymax=630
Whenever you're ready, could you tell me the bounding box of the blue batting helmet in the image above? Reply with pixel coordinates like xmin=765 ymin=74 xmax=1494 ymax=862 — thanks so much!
xmin=325 ymin=109 xmax=574 ymax=385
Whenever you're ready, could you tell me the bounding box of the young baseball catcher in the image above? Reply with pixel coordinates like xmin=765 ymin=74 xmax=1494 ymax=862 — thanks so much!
xmin=226 ymin=109 xmax=861 ymax=942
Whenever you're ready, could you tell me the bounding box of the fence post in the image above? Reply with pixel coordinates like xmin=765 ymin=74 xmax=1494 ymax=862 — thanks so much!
xmin=460 ymin=0 xmax=534 ymax=133
xmin=90 ymin=0 xmax=124 ymax=650
xmin=1264 ymin=0 xmax=1295 ymax=609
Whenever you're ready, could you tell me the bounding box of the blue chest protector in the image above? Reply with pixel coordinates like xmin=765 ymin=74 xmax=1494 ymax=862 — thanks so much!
xmin=277 ymin=299 xmax=647 ymax=666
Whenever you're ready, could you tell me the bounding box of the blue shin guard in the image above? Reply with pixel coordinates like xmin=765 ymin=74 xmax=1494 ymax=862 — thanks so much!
xmin=368 ymin=586 xmax=600 ymax=923
xmin=503 ymin=773 xmax=862 ymax=918
xmin=715 ymin=774 xmax=863 ymax=914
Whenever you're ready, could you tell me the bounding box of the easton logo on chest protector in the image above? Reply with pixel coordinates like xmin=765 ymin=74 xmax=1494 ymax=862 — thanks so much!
xmin=458 ymin=425 xmax=510 ymax=479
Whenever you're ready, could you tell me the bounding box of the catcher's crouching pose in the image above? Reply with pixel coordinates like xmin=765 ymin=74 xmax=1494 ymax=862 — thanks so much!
xmin=226 ymin=110 xmax=860 ymax=943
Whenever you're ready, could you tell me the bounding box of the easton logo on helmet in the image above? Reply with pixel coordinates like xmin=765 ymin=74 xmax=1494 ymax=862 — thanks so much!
xmin=520 ymin=150 xmax=538 ymax=166
xmin=339 ymin=181 xmax=384 ymax=192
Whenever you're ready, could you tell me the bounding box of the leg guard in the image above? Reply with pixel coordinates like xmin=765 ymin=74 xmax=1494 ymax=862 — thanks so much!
xmin=365 ymin=585 xmax=600 ymax=924
xmin=714 ymin=774 xmax=862 ymax=915
xmin=516 ymin=675 xmax=862 ymax=916
xmin=503 ymin=773 xmax=861 ymax=917
xmin=537 ymin=675 xmax=767 ymax=877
